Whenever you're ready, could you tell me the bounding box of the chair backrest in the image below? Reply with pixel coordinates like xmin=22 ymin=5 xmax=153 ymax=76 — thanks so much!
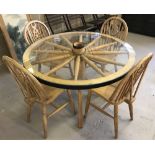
xmin=2 ymin=56 xmax=46 ymax=101
xmin=45 ymin=14 xmax=70 ymax=34
xmin=66 ymin=14 xmax=88 ymax=31
xmin=24 ymin=20 xmax=50 ymax=45
xmin=100 ymin=16 xmax=128 ymax=41
xmin=110 ymin=53 xmax=153 ymax=104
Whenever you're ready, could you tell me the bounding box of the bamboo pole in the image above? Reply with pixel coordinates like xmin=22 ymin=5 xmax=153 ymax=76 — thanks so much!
xmin=85 ymin=36 xmax=101 ymax=48
xmin=81 ymin=55 xmax=107 ymax=76
xmin=88 ymin=51 xmax=127 ymax=55
xmin=45 ymin=56 xmax=75 ymax=75
xmin=45 ymin=41 xmax=72 ymax=51
xmin=48 ymin=102 xmax=68 ymax=118
xmin=60 ymin=36 xmax=73 ymax=48
xmin=32 ymin=54 xmax=71 ymax=65
xmin=79 ymin=34 xmax=83 ymax=42
xmin=33 ymin=49 xmax=71 ymax=54
xmin=86 ymin=54 xmax=125 ymax=66
xmin=87 ymin=41 xmax=117 ymax=51
xmin=74 ymin=56 xmax=81 ymax=80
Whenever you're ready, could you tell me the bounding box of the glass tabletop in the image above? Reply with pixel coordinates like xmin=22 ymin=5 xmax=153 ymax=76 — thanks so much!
xmin=23 ymin=31 xmax=135 ymax=89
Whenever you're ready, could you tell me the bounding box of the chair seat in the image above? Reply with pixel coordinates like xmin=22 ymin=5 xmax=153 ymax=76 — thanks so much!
xmin=42 ymin=84 xmax=65 ymax=104
xmin=91 ymin=85 xmax=115 ymax=102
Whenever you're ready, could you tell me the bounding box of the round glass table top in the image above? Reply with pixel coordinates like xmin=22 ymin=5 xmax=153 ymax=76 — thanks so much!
xmin=23 ymin=32 xmax=135 ymax=89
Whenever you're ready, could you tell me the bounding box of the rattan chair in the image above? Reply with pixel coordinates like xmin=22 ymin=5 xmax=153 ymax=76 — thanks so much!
xmin=100 ymin=16 xmax=128 ymax=41
xmin=24 ymin=20 xmax=51 ymax=45
xmin=2 ymin=56 xmax=75 ymax=138
xmin=24 ymin=20 xmax=52 ymax=72
xmin=85 ymin=53 xmax=153 ymax=138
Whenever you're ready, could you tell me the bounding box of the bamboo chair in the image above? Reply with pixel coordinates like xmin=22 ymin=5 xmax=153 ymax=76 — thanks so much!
xmin=2 ymin=56 xmax=75 ymax=138
xmin=85 ymin=53 xmax=153 ymax=138
xmin=24 ymin=20 xmax=51 ymax=72
xmin=24 ymin=20 xmax=51 ymax=45
xmin=100 ymin=16 xmax=128 ymax=72
xmin=24 ymin=20 xmax=73 ymax=76
xmin=100 ymin=16 xmax=128 ymax=41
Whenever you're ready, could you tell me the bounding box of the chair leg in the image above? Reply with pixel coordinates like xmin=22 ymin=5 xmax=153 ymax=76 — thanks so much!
xmin=27 ymin=104 xmax=32 ymax=122
xmin=41 ymin=104 xmax=48 ymax=139
xmin=84 ymin=90 xmax=92 ymax=118
xmin=128 ymin=102 xmax=133 ymax=120
xmin=78 ymin=90 xmax=83 ymax=128
xmin=25 ymin=98 xmax=33 ymax=122
xmin=66 ymin=90 xmax=75 ymax=114
xmin=114 ymin=105 xmax=118 ymax=139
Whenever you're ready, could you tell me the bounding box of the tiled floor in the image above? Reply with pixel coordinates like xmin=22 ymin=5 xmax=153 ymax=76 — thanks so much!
xmin=0 ymin=32 xmax=155 ymax=139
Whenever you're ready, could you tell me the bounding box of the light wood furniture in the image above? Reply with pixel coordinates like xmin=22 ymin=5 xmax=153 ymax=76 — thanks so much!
xmin=100 ymin=16 xmax=128 ymax=41
xmin=24 ymin=20 xmax=51 ymax=45
xmin=100 ymin=16 xmax=128 ymax=71
xmin=2 ymin=56 xmax=75 ymax=138
xmin=85 ymin=53 xmax=153 ymax=138
xmin=24 ymin=20 xmax=73 ymax=75
xmin=23 ymin=31 xmax=135 ymax=128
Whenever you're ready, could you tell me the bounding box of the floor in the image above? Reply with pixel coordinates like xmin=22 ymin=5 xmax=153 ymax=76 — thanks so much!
xmin=0 ymin=32 xmax=155 ymax=140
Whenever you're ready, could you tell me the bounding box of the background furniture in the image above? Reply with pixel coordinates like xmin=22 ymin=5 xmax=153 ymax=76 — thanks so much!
xmin=24 ymin=20 xmax=51 ymax=45
xmin=100 ymin=16 xmax=128 ymax=41
xmin=45 ymin=14 xmax=70 ymax=34
xmin=85 ymin=53 xmax=153 ymax=138
xmin=44 ymin=14 xmax=115 ymax=34
xmin=66 ymin=14 xmax=96 ymax=31
xmin=2 ymin=56 xmax=75 ymax=138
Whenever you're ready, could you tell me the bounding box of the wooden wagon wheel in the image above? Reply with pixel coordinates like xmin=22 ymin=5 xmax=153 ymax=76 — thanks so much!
xmin=23 ymin=32 xmax=135 ymax=128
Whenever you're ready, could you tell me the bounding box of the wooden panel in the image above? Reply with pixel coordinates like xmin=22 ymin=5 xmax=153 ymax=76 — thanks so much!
xmin=0 ymin=15 xmax=17 ymax=61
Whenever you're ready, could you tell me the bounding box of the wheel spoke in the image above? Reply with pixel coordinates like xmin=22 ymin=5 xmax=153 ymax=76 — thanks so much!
xmin=81 ymin=55 xmax=107 ymax=77
xmin=87 ymin=41 xmax=117 ymax=52
xmin=60 ymin=36 xmax=73 ymax=48
xmin=85 ymin=36 xmax=101 ymax=48
xmin=45 ymin=56 xmax=75 ymax=75
xmin=31 ymin=54 xmax=71 ymax=65
xmin=87 ymin=51 xmax=127 ymax=55
xmin=86 ymin=54 xmax=125 ymax=66
xmin=79 ymin=34 xmax=83 ymax=42
xmin=74 ymin=56 xmax=81 ymax=80
xmin=33 ymin=49 xmax=71 ymax=54
xmin=45 ymin=41 xmax=72 ymax=51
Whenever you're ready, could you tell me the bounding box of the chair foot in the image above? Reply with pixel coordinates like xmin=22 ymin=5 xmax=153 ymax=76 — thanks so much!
xmin=27 ymin=104 xmax=32 ymax=123
xmin=114 ymin=105 xmax=118 ymax=139
xmin=114 ymin=133 xmax=118 ymax=139
xmin=128 ymin=103 xmax=133 ymax=120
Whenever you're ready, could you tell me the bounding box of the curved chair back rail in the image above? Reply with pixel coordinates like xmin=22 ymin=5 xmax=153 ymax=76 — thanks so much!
xmin=24 ymin=20 xmax=51 ymax=45
xmin=100 ymin=16 xmax=128 ymax=41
